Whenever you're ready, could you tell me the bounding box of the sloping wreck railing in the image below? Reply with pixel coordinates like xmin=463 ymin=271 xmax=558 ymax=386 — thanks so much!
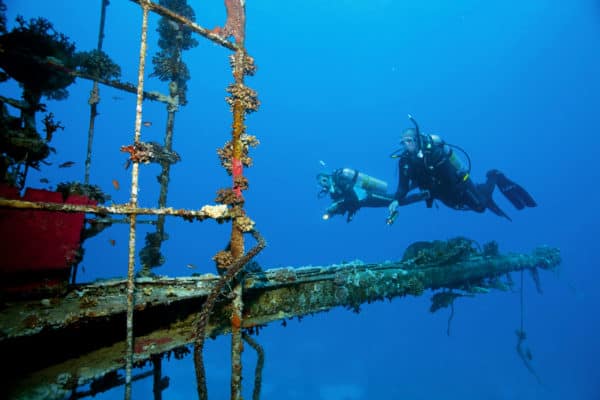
xmin=0 ymin=243 xmax=560 ymax=399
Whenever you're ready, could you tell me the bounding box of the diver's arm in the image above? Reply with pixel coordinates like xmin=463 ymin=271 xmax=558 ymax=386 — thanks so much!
xmin=389 ymin=159 xmax=410 ymax=212
xmin=360 ymin=193 xmax=394 ymax=208
xmin=399 ymin=190 xmax=430 ymax=205
xmin=394 ymin=160 xmax=411 ymax=201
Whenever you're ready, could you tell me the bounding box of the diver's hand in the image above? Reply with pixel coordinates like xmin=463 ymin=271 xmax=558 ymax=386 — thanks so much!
xmin=388 ymin=200 xmax=399 ymax=214
xmin=387 ymin=200 xmax=399 ymax=225
xmin=322 ymin=200 xmax=344 ymax=220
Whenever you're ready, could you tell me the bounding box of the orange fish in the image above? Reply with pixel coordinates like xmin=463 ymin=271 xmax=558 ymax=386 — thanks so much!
xmin=112 ymin=179 xmax=120 ymax=190
xmin=109 ymin=239 xmax=116 ymax=246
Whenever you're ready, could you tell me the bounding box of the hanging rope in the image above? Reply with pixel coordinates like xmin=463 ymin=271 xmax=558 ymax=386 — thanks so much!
xmin=194 ymin=229 xmax=266 ymax=400
xmin=515 ymin=269 xmax=542 ymax=384
xmin=242 ymin=332 xmax=265 ymax=400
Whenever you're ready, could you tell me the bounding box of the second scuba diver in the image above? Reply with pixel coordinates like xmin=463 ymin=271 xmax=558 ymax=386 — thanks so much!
xmin=317 ymin=167 xmax=428 ymax=223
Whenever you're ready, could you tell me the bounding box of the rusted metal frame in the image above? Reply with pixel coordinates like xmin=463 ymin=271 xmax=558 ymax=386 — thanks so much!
xmin=145 ymin=89 xmax=178 ymax=276
xmin=1 ymin=275 xmax=221 ymax=341
xmin=0 ymin=95 xmax=28 ymax=110
xmin=3 ymin=246 xmax=559 ymax=343
xmin=85 ymin=0 xmax=110 ymax=184
xmin=127 ymin=0 xmax=239 ymax=51
xmin=79 ymin=70 xmax=173 ymax=104
xmin=0 ymin=51 xmax=173 ymax=104
xmin=0 ymin=198 xmax=229 ymax=220
xmin=124 ymin=2 xmax=150 ymax=397
xmin=73 ymin=69 xmax=174 ymax=104
xmin=4 ymin=247 xmax=560 ymax=400
xmin=229 ymin=73 xmax=246 ymax=400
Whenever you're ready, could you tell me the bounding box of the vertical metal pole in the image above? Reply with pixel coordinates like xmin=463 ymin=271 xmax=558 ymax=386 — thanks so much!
xmin=84 ymin=0 xmax=109 ymax=184
xmin=228 ymin=1 xmax=248 ymax=396
xmin=152 ymin=355 xmax=164 ymax=400
xmin=230 ymin=53 xmax=246 ymax=400
xmin=125 ymin=2 xmax=150 ymax=399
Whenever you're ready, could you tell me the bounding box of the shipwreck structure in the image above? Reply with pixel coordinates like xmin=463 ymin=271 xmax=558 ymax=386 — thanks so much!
xmin=0 ymin=1 xmax=560 ymax=399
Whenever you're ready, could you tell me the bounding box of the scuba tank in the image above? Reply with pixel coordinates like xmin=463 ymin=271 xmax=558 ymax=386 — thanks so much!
xmin=332 ymin=168 xmax=388 ymax=195
xmin=391 ymin=115 xmax=472 ymax=175
xmin=318 ymin=167 xmax=390 ymax=221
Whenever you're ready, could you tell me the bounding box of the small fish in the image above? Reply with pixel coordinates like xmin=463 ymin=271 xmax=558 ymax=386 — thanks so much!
xmin=112 ymin=96 xmax=123 ymax=101
xmin=58 ymin=161 xmax=75 ymax=168
xmin=40 ymin=178 xmax=49 ymax=183
xmin=112 ymin=179 xmax=120 ymax=190
xmin=186 ymin=263 xmax=197 ymax=269
xmin=142 ymin=121 xmax=152 ymax=127
xmin=109 ymin=239 xmax=116 ymax=246
xmin=319 ymin=160 xmax=326 ymax=167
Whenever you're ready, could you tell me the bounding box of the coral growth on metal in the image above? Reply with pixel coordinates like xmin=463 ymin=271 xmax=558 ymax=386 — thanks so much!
xmin=212 ymin=0 xmax=246 ymax=44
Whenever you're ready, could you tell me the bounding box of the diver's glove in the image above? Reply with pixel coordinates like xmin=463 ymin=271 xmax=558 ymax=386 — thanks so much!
xmin=322 ymin=200 xmax=347 ymax=220
xmin=387 ymin=200 xmax=399 ymax=225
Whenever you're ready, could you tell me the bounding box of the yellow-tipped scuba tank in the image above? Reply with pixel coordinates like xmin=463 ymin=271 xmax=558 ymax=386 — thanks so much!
xmin=332 ymin=168 xmax=388 ymax=195
xmin=318 ymin=167 xmax=389 ymax=221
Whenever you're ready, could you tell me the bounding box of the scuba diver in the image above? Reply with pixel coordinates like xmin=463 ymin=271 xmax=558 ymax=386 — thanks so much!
xmin=317 ymin=166 xmax=429 ymax=222
xmin=387 ymin=115 xmax=537 ymax=224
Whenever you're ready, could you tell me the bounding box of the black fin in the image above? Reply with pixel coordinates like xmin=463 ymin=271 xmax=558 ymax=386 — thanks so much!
xmin=487 ymin=197 xmax=512 ymax=221
xmin=496 ymin=173 xmax=537 ymax=210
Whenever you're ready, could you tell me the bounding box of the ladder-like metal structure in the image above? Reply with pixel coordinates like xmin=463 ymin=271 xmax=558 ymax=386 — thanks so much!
xmin=0 ymin=2 xmax=561 ymax=399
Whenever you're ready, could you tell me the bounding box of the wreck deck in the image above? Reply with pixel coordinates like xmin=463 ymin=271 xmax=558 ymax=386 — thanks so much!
xmin=1 ymin=244 xmax=560 ymax=399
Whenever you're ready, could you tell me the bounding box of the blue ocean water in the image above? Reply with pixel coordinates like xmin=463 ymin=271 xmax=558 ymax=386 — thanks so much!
xmin=2 ymin=0 xmax=600 ymax=399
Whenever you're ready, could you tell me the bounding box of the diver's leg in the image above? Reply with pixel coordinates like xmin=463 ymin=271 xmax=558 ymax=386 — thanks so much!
xmin=462 ymin=180 xmax=487 ymax=213
xmin=462 ymin=179 xmax=512 ymax=220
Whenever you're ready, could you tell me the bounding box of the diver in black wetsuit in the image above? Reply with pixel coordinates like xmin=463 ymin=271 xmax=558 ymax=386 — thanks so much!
xmin=317 ymin=167 xmax=429 ymax=222
xmin=387 ymin=116 xmax=537 ymax=223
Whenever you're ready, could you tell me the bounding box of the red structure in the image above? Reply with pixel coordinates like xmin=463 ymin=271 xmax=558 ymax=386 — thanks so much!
xmin=0 ymin=184 xmax=95 ymax=297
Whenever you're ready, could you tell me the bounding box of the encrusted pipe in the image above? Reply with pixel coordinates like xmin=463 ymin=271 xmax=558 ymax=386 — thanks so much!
xmin=125 ymin=2 xmax=150 ymax=399
xmin=230 ymin=53 xmax=247 ymax=400
xmin=230 ymin=281 xmax=244 ymax=400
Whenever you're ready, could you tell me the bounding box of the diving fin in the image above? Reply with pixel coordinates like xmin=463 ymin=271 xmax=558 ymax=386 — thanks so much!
xmin=480 ymin=185 xmax=512 ymax=221
xmin=494 ymin=172 xmax=537 ymax=210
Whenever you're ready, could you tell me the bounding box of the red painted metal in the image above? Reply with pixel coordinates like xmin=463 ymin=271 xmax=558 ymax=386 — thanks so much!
xmin=0 ymin=184 xmax=96 ymax=296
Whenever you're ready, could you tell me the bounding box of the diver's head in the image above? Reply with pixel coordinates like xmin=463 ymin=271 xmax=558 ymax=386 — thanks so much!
xmin=316 ymin=172 xmax=333 ymax=197
xmin=400 ymin=128 xmax=418 ymax=153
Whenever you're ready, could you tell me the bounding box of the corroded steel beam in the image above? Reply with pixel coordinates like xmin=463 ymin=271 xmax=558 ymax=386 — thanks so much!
xmin=1 ymin=245 xmax=560 ymax=399
xmin=128 ymin=0 xmax=239 ymax=51
xmin=0 ymin=198 xmax=229 ymax=220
